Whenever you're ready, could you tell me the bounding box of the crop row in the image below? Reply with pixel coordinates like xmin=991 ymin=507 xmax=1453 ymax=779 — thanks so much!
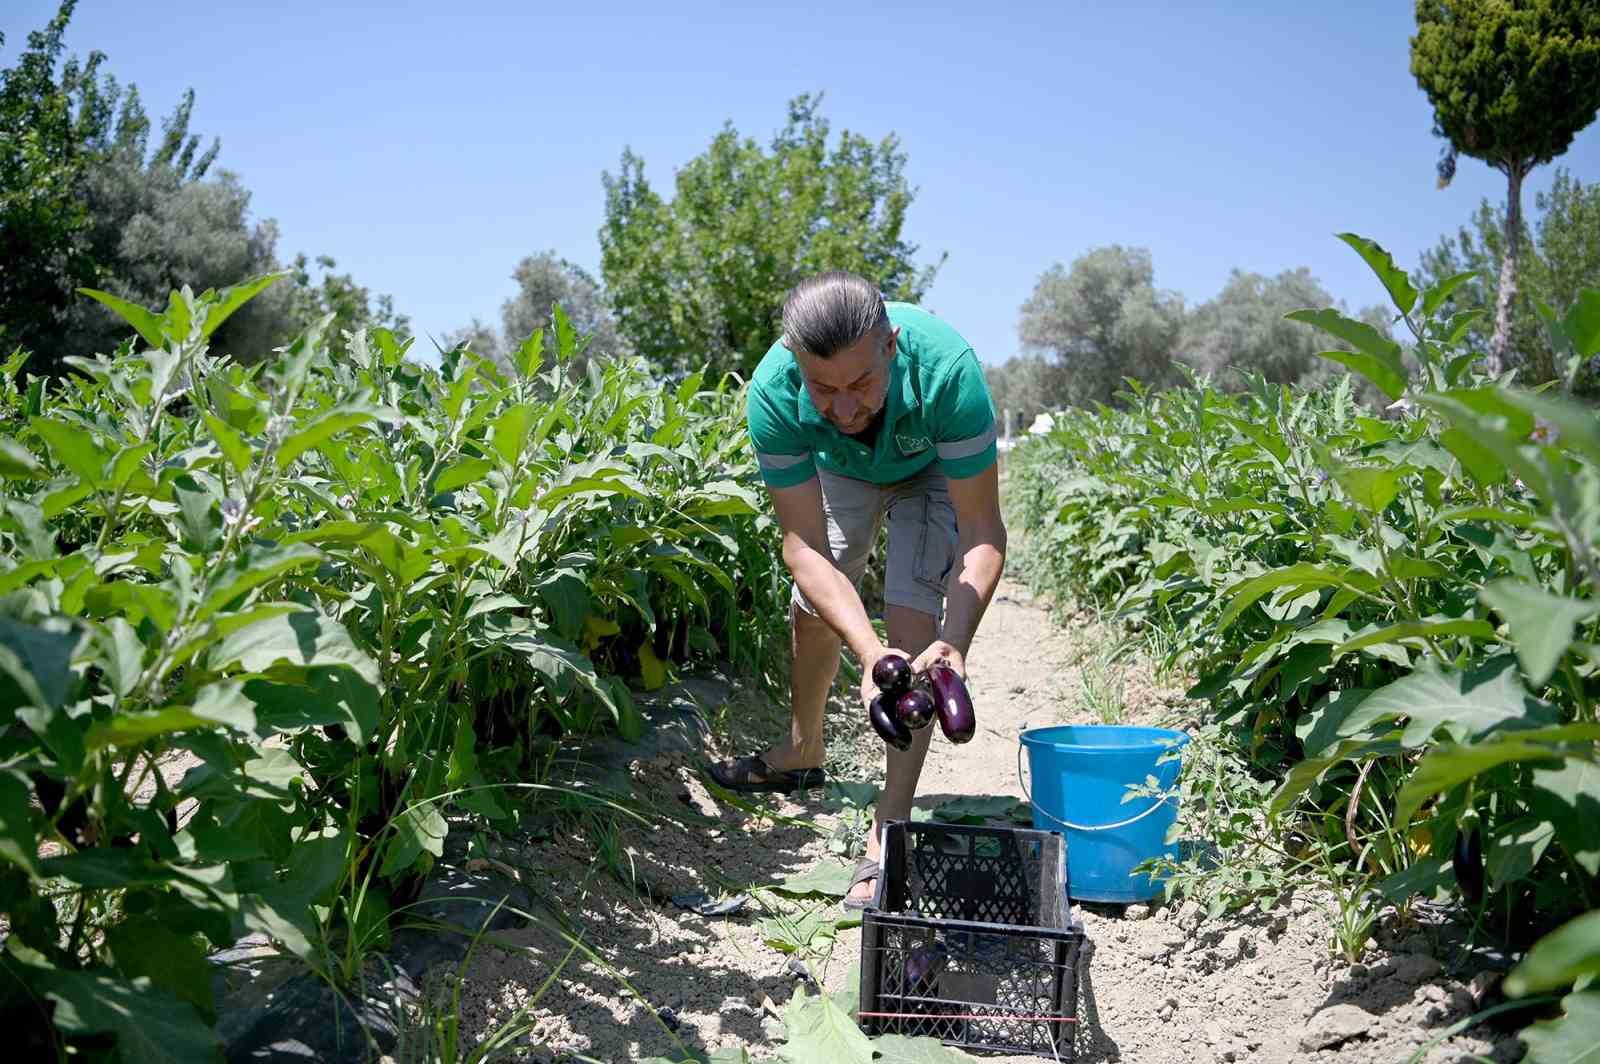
xmin=0 ymin=280 xmax=789 ymax=1060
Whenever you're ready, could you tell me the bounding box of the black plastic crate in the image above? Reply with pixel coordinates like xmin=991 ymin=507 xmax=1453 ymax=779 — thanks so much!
xmin=859 ymin=820 xmax=1085 ymax=1058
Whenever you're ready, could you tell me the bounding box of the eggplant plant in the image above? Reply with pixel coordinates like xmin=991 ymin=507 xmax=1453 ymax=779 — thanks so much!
xmin=0 ymin=277 xmax=788 ymax=1060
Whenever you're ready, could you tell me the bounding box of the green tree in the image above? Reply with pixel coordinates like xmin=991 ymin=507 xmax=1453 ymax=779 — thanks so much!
xmin=500 ymin=250 xmax=621 ymax=363
xmin=1 ymin=2 xmax=399 ymax=370
xmin=1410 ymin=0 xmax=1600 ymax=374
xmin=285 ymin=253 xmax=408 ymax=350
xmin=983 ymin=354 xmax=1065 ymax=429
xmin=1418 ymin=168 xmax=1600 ymax=386
xmin=1017 ymin=246 xmax=1184 ymax=407
xmin=1180 ymin=268 xmax=1394 ymax=392
xmin=599 ymin=94 xmax=943 ymax=378
xmin=0 ymin=1 xmax=98 ymax=362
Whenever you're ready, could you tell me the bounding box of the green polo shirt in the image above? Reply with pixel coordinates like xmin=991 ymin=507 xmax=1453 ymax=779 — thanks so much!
xmin=747 ymin=302 xmax=997 ymax=489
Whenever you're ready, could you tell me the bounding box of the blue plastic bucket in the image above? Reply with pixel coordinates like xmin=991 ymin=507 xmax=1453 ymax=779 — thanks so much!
xmin=1018 ymin=724 xmax=1190 ymax=903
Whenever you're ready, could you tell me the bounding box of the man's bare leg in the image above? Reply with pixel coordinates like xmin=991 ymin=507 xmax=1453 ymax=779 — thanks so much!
xmin=762 ymin=605 xmax=841 ymax=774
xmin=847 ymin=603 xmax=938 ymax=904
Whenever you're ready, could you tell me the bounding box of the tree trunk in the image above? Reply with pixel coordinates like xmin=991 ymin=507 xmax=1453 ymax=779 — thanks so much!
xmin=1487 ymin=164 xmax=1524 ymax=377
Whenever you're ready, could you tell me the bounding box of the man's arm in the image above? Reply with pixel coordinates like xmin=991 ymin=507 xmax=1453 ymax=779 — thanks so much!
xmin=920 ymin=462 xmax=1006 ymax=674
xmin=767 ymin=477 xmax=885 ymax=667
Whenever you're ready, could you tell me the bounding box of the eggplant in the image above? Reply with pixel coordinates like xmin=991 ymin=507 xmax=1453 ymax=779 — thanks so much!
xmin=869 ymin=694 xmax=913 ymax=751
xmin=872 ymin=653 xmax=913 ymax=697
xmin=928 ymin=664 xmax=976 ymax=744
xmin=896 ymin=686 xmax=936 ymax=730
xmin=1453 ymin=824 xmax=1484 ymax=905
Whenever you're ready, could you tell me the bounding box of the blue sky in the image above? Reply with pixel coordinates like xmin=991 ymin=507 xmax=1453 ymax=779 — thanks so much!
xmin=6 ymin=0 xmax=1598 ymax=366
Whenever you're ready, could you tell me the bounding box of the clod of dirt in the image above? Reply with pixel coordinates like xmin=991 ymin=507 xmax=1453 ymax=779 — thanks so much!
xmin=1298 ymin=1003 xmax=1376 ymax=1051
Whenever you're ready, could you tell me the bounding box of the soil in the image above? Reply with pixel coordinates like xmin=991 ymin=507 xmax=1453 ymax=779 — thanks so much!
xmin=419 ymin=580 xmax=1529 ymax=1063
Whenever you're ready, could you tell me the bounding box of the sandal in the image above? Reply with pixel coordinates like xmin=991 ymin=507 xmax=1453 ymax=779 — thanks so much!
xmin=706 ymin=754 xmax=826 ymax=795
xmin=840 ymin=857 xmax=880 ymax=912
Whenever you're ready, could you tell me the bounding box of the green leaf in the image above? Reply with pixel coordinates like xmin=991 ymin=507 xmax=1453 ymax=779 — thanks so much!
xmin=1500 ymin=391 xmax=1600 ymax=471
xmin=781 ymin=983 xmax=874 ymax=1064
xmin=202 ymin=543 xmax=323 ymax=617
xmin=1481 ymin=580 xmax=1599 ymax=687
xmin=379 ymin=802 xmax=448 ymax=876
xmin=1394 ymin=736 xmax=1572 ymax=824
xmin=513 ymin=327 xmax=545 ymax=378
xmin=1420 ymin=269 xmax=1481 ymax=321
xmin=1333 ymin=618 xmax=1494 ymax=658
xmin=1295 ymin=688 xmax=1373 ymax=758
xmin=491 ymin=402 xmax=538 ymax=466
xmin=1439 ymin=426 xmax=1509 ymax=485
xmin=0 ymin=437 xmax=41 ymax=478
xmin=0 ymin=617 xmax=81 ymax=711
xmin=40 ymin=848 xmax=169 ymax=888
xmin=1337 ymin=233 xmax=1417 ymax=316
xmin=1270 ymin=736 xmax=1404 ymax=815
xmin=31 ymin=417 xmax=108 ymax=485
xmin=435 ymin=456 xmax=494 ymax=493
xmin=773 ymin=859 xmax=854 ymax=898
xmin=201 ymin=413 xmax=252 ymax=475
xmin=1507 ymin=913 xmax=1600 ymax=997
xmin=869 ymin=1034 xmax=972 ymax=1063
xmin=276 ymin=404 xmax=380 ymax=468
xmin=1339 ymin=660 xmax=1554 ymax=749
xmin=1518 ymin=991 xmax=1600 ymax=1064
xmin=1331 ymin=466 xmax=1403 ymax=513
xmin=1562 ymin=289 xmax=1600 ymax=359
xmin=206 ymin=607 xmax=381 ymax=688
xmin=77 ymin=288 xmax=166 ymax=348
xmin=104 ymin=917 xmax=214 ymax=1014
xmin=534 ymin=569 xmax=591 ymax=643
xmin=1530 ymin=756 xmax=1600 ymax=877
xmin=930 ymin=794 xmax=1032 ymax=825
xmin=201 ymin=273 xmax=285 ymax=338
xmin=1314 ymin=349 xmax=1409 ymax=400
xmin=41 ymin=967 xmax=220 ymax=1064
xmin=85 ymin=707 xmax=215 ymax=750
xmin=1287 ymin=309 xmax=1406 ymax=389
xmin=1217 ymin=563 xmax=1356 ymax=632
xmin=0 ymin=770 xmax=40 ymax=875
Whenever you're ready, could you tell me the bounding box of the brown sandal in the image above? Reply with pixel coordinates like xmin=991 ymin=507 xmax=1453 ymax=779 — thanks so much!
xmin=706 ymin=754 xmax=826 ymax=795
xmin=840 ymin=858 xmax=880 ymax=912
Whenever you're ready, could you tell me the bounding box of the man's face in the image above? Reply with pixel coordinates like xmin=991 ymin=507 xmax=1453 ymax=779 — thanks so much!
xmin=794 ymin=326 xmax=898 ymax=434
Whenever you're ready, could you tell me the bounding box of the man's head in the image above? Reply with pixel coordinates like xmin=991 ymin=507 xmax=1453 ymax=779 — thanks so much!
xmin=781 ymin=271 xmax=899 ymax=435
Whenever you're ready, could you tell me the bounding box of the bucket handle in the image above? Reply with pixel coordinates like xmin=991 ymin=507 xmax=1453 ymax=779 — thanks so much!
xmin=1016 ymin=744 xmax=1175 ymax=833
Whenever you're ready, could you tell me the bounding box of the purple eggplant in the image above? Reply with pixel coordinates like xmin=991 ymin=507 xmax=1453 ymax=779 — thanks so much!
xmin=872 ymin=653 xmax=913 ymax=697
xmin=928 ymin=664 xmax=976 ymax=744
xmin=896 ymin=685 xmax=936 ymax=730
xmin=869 ymin=694 xmax=913 ymax=751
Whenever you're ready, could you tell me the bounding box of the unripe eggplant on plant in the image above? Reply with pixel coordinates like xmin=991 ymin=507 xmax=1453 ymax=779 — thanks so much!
xmin=1453 ymin=822 xmax=1484 ymax=905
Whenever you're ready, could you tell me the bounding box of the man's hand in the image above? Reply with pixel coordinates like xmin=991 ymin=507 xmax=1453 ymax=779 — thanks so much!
xmin=860 ymin=645 xmax=913 ymax=712
xmin=912 ymin=640 xmax=966 ymax=680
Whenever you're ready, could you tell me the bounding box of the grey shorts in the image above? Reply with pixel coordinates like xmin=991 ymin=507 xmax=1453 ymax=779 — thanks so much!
xmin=792 ymin=464 xmax=959 ymax=622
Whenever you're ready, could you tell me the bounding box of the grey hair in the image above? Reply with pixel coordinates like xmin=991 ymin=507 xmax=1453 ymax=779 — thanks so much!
xmin=780 ymin=271 xmax=890 ymax=358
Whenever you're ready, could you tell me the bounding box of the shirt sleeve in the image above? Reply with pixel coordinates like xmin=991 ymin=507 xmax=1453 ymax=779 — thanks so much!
xmin=932 ymin=349 xmax=998 ymax=480
xmin=746 ymin=383 xmax=817 ymax=489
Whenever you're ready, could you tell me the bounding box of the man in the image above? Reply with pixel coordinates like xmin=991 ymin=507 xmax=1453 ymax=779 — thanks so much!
xmin=709 ymin=270 xmax=1007 ymax=909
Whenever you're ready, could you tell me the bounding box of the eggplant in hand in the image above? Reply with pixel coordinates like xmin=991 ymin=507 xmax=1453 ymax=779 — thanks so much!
xmin=927 ymin=664 xmax=976 ymax=744
xmin=872 ymin=653 xmax=913 ymax=697
xmin=869 ymin=694 xmax=913 ymax=751
xmin=896 ymin=686 xmax=937 ymax=730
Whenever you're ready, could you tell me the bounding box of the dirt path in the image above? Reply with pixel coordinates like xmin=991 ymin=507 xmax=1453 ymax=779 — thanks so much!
xmin=432 ymin=580 xmax=1524 ymax=1063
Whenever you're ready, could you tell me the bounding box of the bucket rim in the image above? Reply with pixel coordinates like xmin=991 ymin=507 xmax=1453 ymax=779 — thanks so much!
xmin=1018 ymin=723 xmax=1191 ymax=754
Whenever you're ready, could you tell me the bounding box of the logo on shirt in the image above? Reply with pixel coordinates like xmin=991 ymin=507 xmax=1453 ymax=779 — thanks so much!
xmin=895 ymin=433 xmax=932 ymax=455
